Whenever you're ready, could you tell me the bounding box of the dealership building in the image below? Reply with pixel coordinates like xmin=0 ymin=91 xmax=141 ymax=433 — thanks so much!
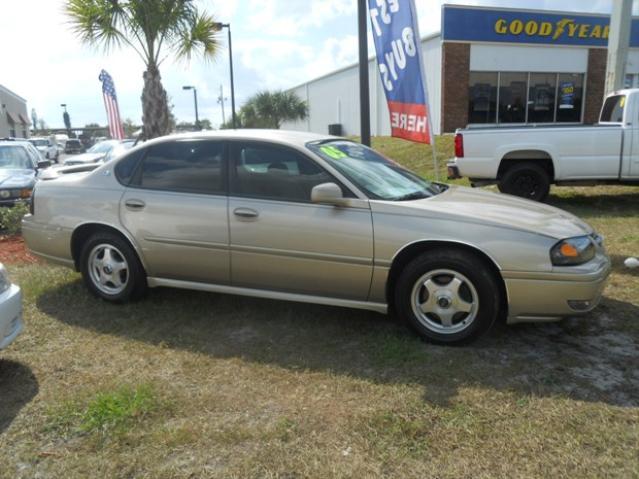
xmin=0 ymin=84 xmax=30 ymax=139
xmin=282 ymin=4 xmax=639 ymax=136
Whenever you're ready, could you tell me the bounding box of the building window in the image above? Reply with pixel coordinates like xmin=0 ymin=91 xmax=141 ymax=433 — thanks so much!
xmin=556 ymin=73 xmax=584 ymax=123
xmin=468 ymin=72 xmax=497 ymax=123
xmin=498 ymin=73 xmax=527 ymax=123
xmin=528 ymin=73 xmax=556 ymax=123
xmin=469 ymin=71 xmax=585 ymax=125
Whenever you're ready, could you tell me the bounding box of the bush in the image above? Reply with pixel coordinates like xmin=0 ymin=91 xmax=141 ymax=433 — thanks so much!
xmin=0 ymin=202 xmax=29 ymax=236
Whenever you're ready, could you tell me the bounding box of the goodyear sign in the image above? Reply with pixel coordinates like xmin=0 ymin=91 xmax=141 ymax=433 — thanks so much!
xmin=442 ymin=5 xmax=639 ymax=47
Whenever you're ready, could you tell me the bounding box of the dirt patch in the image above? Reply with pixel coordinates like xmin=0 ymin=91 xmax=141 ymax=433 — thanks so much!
xmin=0 ymin=236 xmax=39 ymax=265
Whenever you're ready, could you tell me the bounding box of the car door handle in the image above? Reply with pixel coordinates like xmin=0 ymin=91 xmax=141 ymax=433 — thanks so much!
xmin=125 ymin=199 xmax=146 ymax=210
xmin=233 ymin=207 xmax=259 ymax=218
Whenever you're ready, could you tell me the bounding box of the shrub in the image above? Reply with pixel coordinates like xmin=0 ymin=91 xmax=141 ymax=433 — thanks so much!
xmin=0 ymin=202 xmax=29 ymax=236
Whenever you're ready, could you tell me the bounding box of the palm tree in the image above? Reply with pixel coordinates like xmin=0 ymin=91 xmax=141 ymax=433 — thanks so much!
xmin=234 ymin=90 xmax=308 ymax=129
xmin=67 ymin=0 xmax=220 ymax=139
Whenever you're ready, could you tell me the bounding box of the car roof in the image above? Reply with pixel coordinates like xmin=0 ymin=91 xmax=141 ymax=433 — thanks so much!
xmin=143 ymin=129 xmax=339 ymax=149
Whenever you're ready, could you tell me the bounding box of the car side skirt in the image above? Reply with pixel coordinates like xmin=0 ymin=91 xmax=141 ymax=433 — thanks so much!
xmin=147 ymin=277 xmax=388 ymax=314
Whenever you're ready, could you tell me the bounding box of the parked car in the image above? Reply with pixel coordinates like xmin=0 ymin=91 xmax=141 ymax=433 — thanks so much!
xmin=22 ymin=130 xmax=611 ymax=344
xmin=28 ymin=137 xmax=59 ymax=162
xmin=0 ymin=262 xmax=23 ymax=350
xmin=448 ymin=88 xmax=639 ymax=201
xmin=0 ymin=140 xmax=50 ymax=206
xmin=63 ymin=139 xmax=132 ymax=166
xmin=64 ymin=139 xmax=84 ymax=154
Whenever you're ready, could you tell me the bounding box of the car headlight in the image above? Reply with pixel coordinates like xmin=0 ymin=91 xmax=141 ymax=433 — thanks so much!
xmin=550 ymin=236 xmax=596 ymax=266
xmin=0 ymin=264 xmax=11 ymax=294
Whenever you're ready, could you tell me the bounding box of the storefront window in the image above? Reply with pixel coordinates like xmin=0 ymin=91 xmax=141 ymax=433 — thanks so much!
xmin=498 ymin=73 xmax=527 ymax=123
xmin=468 ymin=72 xmax=497 ymax=123
xmin=556 ymin=73 xmax=584 ymax=123
xmin=528 ymin=73 xmax=557 ymax=123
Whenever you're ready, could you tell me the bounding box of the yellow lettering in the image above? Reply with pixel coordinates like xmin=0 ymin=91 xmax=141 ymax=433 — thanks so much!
xmin=525 ymin=20 xmax=539 ymax=35
xmin=539 ymin=22 xmax=553 ymax=36
xmin=579 ymin=24 xmax=590 ymax=38
xmin=495 ymin=19 xmax=507 ymax=34
xmin=567 ymin=23 xmax=579 ymax=37
xmin=603 ymin=25 xmax=610 ymax=38
xmin=509 ymin=19 xmax=524 ymax=35
xmin=590 ymin=25 xmax=602 ymax=38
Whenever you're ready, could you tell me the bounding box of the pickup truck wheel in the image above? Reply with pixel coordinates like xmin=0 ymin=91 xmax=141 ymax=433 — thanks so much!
xmin=498 ymin=163 xmax=550 ymax=202
xmin=394 ymin=249 xmax=500 ymax=345
xmin=79 ymin=232 xmax=147 ymax=303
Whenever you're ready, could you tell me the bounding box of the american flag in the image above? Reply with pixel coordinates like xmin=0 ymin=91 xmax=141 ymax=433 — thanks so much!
xmin=98 ymin=69 xmax=125 ymax=140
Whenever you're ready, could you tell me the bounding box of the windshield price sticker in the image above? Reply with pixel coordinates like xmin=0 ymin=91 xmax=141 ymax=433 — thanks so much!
xmin=320 ymin=145 xmax=348 ymax=160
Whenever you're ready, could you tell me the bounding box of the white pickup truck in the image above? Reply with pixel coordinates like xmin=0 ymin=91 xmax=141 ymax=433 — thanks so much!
xmin=448 ymin=89 xmax=639 ymax=201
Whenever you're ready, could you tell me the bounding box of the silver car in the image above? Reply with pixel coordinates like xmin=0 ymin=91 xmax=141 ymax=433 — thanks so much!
xmin=22 ymin=130 xmax=610 ymax=344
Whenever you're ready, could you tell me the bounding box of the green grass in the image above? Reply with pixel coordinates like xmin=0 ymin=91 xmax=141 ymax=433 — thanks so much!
xmin=0 ymin=136 xmax=637 ymax=478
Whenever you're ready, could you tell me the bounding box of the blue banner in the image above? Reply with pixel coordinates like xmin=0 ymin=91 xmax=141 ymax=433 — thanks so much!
xmin=442 ymin=5 xmax=639 ymax=47
xmin=369 ymin=0 xmax=431 ymax=143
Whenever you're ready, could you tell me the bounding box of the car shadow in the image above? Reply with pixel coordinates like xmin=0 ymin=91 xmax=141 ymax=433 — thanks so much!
xmin=0 ymin=360 xmax=39 ymax=435
xmin=36 ymin=280 xmax=639 ymax=408
xmin=547 ymin=191 xmax=639 ymax=218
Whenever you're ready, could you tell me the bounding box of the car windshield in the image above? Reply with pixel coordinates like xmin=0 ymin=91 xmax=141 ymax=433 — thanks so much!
xmin=105 ymin=142 xmax=134 ymax=162
xmin=30 ymin=139 xmax=48 ymax=147
xmin=0 ymin=146 xmax=32 ymax=169
xmin=307 ymin=140 xmax=441 ymax=201
xmin=88 ymin=141 xmax=116 ymax=153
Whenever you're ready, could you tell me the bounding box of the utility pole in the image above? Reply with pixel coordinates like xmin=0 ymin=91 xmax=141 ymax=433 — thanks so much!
xmin=357 ymin=0 xmax=371 ymax=146
xmin=217 ymin=84 xmax=227 ymax=125
xmin=605 ymin=0 xmax=633 ymax=94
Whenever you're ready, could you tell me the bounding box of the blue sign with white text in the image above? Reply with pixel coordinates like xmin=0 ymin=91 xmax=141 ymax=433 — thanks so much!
xmin=369 ymin=0 xmax=431 ymax=143
xmin=442 ymin=5 xmax=639 ymax=47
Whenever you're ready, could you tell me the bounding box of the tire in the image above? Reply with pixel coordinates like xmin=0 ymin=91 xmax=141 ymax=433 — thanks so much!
xmin=394 ymin=249 xmax=501 ymax=345
xmin=79 ymin=232 xmax=147 ymax=302
xmin=498 ymin=162 xmax=550 ymax=202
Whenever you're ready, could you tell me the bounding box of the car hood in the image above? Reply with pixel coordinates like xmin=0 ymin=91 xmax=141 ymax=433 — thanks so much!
xmin=377 ymin=185 xmax=592 ymax=240
xmin=0 ymin=169 xmax=36 ymax=188
xmin=63 ymin=152 xmax=104 ymax=164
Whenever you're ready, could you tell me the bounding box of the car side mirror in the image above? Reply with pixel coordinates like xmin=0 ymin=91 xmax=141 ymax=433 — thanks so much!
xmin=37 ymin=160 xmax=51 ymax=169
xmin=311 ymin=182 xmax=347 ymax=206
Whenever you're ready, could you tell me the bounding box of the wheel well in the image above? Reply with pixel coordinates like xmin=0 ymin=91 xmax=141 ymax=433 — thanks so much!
xmin=498 ymin=151 xmax=555 ymax=181
xmin=70 ymin=223 xmax=142 ymax=272
xmin=386 ymin=241 xmax=508 ymax=318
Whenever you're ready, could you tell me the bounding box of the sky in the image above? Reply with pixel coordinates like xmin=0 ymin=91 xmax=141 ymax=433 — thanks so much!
xmin=0 ymin=0 xmax=626 ymax=130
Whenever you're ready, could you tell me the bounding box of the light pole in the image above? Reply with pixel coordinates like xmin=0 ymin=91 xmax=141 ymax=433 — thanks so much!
xmin=214 ymin=22 xmax=237 ymax=128
xmin=357 ymin=0 xmax=371 ymax=146
xmin=60 ymin=103 xmax=71 ymax=135
xmin=182 ymin=85 xmax=200 ymax=130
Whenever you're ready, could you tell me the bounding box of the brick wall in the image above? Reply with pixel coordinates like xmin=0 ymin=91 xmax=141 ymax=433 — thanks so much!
xmin=584 ymin=49 xmax=607 ymax=124
xmin=441 ymin=42 xmax=470 ymax=133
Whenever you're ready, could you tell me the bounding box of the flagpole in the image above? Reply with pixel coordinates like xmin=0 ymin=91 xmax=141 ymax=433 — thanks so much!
xmin=427 ymin=111 xmax=440 ymax=182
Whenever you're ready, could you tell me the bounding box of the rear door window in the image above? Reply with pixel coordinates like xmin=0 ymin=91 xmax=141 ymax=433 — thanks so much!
xmin=132 ymin=140 xmax=225 ymax=195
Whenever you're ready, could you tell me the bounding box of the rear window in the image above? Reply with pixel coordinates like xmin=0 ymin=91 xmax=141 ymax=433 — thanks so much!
xmin=600 ymin=95 xmax=626 ymax=123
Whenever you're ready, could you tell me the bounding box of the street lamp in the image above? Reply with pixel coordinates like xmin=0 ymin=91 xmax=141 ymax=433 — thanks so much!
xmin=213 ymin=22 xmax=237 ymax=129
xmin=182 ymin=85 xmax=200 ymax=130
xmin=60 ymin=103 xmax=71 ymax=134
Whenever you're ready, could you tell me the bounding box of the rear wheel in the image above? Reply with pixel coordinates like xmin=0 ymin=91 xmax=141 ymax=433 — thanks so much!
xmin=498 ymin=162 xmax=550 ymax=202
xmin=79 ymin=232 xmax=147 ymax=302
xmin=394 ymin=249 xmax=501 ymax=345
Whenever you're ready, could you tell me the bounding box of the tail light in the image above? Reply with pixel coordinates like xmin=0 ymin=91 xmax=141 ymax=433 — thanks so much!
xmin=454 ymin=133 xmax=464 ymax=158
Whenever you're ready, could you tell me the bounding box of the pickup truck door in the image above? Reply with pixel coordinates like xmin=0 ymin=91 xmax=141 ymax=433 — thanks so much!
xmin=628 ymin=94 xmax=639 ymax=178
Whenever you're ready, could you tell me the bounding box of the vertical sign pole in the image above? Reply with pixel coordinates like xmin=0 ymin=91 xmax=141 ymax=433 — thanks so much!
xmin=605 ymin=0 xmax=633 ymax=94
xmin=358 ymin=0 xmax=371 ymax=146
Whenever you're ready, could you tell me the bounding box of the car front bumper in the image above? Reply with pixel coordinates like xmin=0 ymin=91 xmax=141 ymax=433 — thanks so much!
xmin=0 ymin=284 xmax=23 ymax=350
xmin=503 ymin=255 xmax=611 ymax=324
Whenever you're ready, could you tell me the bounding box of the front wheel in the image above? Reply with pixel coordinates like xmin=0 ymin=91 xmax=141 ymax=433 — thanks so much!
xmin=394 ymin=249 xmax=501 ymax=345
xmin=79 ymin=232 xmax=147 ymax=302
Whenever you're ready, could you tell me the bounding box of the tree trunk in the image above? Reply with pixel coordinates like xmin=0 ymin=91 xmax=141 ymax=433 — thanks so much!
xmin=141 ymin=63 xmax=171 ymax=139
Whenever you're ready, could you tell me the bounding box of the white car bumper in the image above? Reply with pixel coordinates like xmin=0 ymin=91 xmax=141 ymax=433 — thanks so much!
xmin=0 ymin=284 xmax=23 ymax=350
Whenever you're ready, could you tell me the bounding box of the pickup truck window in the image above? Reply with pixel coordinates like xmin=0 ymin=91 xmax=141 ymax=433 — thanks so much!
xmin=600 ymin=95 xmax=626 ymax=123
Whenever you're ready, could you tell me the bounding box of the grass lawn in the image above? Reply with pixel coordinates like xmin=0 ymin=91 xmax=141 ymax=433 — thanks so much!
xmin=1 ymin=136 xmax=638 ymax=478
